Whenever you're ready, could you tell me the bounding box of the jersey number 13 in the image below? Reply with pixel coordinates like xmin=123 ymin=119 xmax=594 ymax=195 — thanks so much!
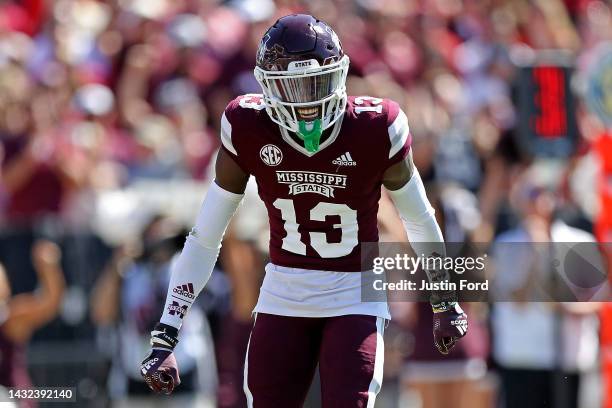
xmin=273 ymin=199 xmax=358 ymax=258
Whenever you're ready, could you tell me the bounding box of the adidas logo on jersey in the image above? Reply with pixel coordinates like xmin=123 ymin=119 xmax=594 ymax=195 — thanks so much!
xmin=173 ymin=283 xmax=195 ymax=300
xmin=332 ymin=152 xmax=357 ymax=166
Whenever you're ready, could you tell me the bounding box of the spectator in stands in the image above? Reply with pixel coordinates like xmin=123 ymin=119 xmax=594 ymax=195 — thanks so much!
xmin=0 ymin=239 xmax=65 ymax=407
xmin=491 ymin=165 xmax=602 ymax=408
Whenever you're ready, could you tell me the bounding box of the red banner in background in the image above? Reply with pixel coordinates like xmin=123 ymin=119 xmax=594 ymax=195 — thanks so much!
xmin=594 ymin=133 xmax=612 ymax=241
xmin=594 ymin=131 xmax=612 ymax=408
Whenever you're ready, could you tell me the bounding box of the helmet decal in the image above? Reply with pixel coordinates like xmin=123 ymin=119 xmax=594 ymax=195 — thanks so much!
xmin=256 ymin=34 xmax=271 ymax=64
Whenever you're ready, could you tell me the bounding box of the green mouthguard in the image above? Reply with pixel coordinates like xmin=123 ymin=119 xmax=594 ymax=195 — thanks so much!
xmin=297 ymin=119 xmax=322 ymax=153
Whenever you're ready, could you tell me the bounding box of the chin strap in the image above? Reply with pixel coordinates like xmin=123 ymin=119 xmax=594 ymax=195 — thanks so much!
xmin=298 ymin=119 xmax=322 ymax=153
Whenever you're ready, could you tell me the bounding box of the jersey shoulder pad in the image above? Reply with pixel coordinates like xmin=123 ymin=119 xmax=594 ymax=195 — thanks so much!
xmin=347 ymin=96 xmax=410 ymax=159
xmin=220 ymin=94 xmax=267 ymax=156
xmin=384 ymin=99 xmax=410 ymax=159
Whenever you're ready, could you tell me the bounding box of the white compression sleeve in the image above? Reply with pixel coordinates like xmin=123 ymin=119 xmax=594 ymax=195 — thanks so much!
xmin=387 ymin=170 xmax=456 ymax=308
xmin=160 ymin=182 xmax=244 ymax=329
xmin=386 ymin=169 xmax=445 ymax=256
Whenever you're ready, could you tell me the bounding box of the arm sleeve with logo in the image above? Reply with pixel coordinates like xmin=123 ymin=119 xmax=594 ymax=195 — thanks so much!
xmin=159 ymin=182 xmax=244 ymax=329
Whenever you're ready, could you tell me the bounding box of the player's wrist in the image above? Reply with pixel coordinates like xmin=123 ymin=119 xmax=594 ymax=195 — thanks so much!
xmin=430 ymin=291 xmax=458 ymax=313
xmin=150 ymin=322 xmax=179 ymax=351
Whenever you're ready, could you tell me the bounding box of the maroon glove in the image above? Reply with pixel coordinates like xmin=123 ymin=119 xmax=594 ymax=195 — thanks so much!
xmin=432 ymin=303 xmax=468 ymax=355
xmin=140 ymin=323 xmax=181 ymax=394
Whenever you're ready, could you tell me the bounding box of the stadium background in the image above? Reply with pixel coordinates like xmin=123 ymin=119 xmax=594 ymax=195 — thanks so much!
xmin=0 ymin=0 xmax=611 ymax=407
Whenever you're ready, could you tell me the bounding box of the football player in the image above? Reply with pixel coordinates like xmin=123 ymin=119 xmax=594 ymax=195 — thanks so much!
xmin=141 ymin=14 xmax=468 ymax=406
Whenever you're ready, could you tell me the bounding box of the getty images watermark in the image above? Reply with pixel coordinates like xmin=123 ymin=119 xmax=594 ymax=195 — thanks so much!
xmin=371 ymin=253 xmax=489 ymax=292
xmin=360 ymin=242 xmax=612 ymax=303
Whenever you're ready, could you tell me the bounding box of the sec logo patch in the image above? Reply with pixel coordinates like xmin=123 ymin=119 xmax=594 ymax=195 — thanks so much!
xmin=260 ymin=144 xmax=283 ymax=166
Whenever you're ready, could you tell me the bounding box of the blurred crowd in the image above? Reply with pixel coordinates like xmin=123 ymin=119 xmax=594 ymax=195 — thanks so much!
xmin=0 ymin=0 xmax=611 ymax=407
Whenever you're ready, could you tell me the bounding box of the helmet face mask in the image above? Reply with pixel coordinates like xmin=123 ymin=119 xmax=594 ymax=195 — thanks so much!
xmin=254 ymin=14 xmax=349 ymax=152
xmin=255 ymin=56 xmax=349 ymax=133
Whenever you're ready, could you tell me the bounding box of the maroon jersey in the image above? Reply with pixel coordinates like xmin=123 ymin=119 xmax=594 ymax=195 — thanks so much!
xmin=221 ymin=95 xmax=411 ymax=271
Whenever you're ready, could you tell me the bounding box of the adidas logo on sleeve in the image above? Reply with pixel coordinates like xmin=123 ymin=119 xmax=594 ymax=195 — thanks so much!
xmin=172 ymin=283 xmax=195 ymax=301
xmin=332 ymin=152 xmax=357 ymax=166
